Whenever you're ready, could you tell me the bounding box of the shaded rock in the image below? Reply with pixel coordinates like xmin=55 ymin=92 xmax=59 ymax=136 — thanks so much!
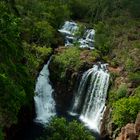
xmin=100 ymin=107 xmax=110 ymax=138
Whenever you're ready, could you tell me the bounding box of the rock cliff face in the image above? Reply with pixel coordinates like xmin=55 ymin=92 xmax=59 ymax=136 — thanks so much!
xmin=49 ymin=65 xmax=81 ymax=113
xmin=116 ymin=113 xmax=140 ymax=140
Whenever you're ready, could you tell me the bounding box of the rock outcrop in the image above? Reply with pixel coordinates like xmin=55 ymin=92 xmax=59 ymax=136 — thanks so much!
xmin=116 ymin=113 xmax=140 ymax=140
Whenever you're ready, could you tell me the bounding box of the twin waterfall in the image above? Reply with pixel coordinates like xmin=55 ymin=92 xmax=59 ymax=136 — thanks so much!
xmin=34 ymin=22 xmax=110 ymax=134
xmin=69 ymin=63 xmax=110 ymax=133
xmin=34 ymin=59 xmax=56 ymax=124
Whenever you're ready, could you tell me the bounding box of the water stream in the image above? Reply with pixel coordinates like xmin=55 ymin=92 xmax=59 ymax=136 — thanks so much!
xmin=34 ymin=58 xmax=56 ymax=124
xmin=69 ymin=63 xmax=110 ymax=133
xmin=58 ymin=21 xmax=95 ymax=49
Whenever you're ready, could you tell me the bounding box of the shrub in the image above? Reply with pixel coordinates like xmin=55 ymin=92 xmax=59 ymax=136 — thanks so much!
xmin=0 ymin=127 xmax=4 ymax=140
xmin=112 ymin=97 xmax=140 ymax=127
xmin=52 ymin=47 xmax=82 ymax=80
xmin=32 ymin=21 xmax=55 ymax=45
xmin=0 ymin=74 xmax=26 ymax=126
xmin=94 ymin=22 xmax=112 ymax=55
xmin=116 ymin=84 xmax=128 ymax=99
xmin=128 ymin=72 xmax=140 ymax=86
xmin=39 ymin=117 xmax=95 ymax=140
xmin=108 ymin=83 xmax=127 ymax=105
xmin=125 ymin=58 xmax=135 ymax=72
xmin=133 ymin=86 xmax=140 ymax=97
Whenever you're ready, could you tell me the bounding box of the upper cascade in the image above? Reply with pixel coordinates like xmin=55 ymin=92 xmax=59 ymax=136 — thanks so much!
xmin=78 ymin=29 xmax=95 ymax=49
xmin=34 ymin=58 xmax=56 ymax=124
xmin=58 ymin=21 xmax=95 ymax=49
xmin=69 ymin=63 xmax=110 ymax=133
xmin=58 ymin=21 xmax=79 ymax=36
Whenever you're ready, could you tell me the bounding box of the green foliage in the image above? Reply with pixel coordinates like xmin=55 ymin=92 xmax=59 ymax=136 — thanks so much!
xmin=68 ymin=0 xmax=92 ymax=20
xmin=43 ymin=1 xmax=71 ymax=28
xmin=109 ymin=83 xmax=128 ymax=105
xmin=68 ymin=0 xmax=140 ymax=23
xmin=125 ymin=58 xmax=135 ymax=72
xmin=116 ymin=84 xmax=128 ymax=99
xmin=74 ymin=23 xmax=85 ymax=38
xmin=133 ymin=86 xmax=140 ymax=97
xmin=0 ymin=127 xmax=4 ymax=140
xmin=131 ymin=40 xmax=140 ymax=49
xmin=15 ymin=0 xmax=71 ymax=45
xmin=128 ymin=72 xmax=140 ymax=86
xmin=32 ymin=21 xmax=55 ymax=45
xmin=39 ymin=117 xmax=95 ymax=140
xmin=0 ymin=74 xmax=26 ymax=126
xmin=52 ymin=47 xmax=82 ymax=80
xmin=22 ymin=42 xmax=52 ymax=77
xmin=0 ymin=0 xmax=140 ymax=138
xmin=112 ymin=97 xmax=140 ymax=127
xmin=94 ymin=22 xmax=112 ymax=55
xmin=122 ymin=0 xmax=140 ymax=18
xmin=0 ymin=0 xmax=52 ymax=129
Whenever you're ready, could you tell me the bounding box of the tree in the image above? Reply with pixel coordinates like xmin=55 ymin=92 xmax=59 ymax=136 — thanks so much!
xmin=39 ymin=117 xmax=95 ymax=140
xmin=112 ymin=97 xmax=140 ymax=127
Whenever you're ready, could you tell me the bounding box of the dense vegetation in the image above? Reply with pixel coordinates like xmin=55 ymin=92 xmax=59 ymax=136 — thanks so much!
xmin=39 ymin=117 xmax=95 ymax=140
xmin=0 ymin=0 xmax=140 ymax=139
xmin=0 ymin=0 xmax=70 ymax=139
xmin=50 ymin=47 xmax=100 ymax=82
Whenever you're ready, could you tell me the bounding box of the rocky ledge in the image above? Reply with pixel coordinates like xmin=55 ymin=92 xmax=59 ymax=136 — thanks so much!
xmin=116 ymin=113 xmax=140 ymax=140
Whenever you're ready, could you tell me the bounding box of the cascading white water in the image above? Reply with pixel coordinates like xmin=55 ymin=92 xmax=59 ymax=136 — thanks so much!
xmin=79 ymin=29 xmax=95 ymax=49
xmin=69 ymin=63 xmax=110 ymax=133
xmin=34 ymin=58 xmax=56 ymax=124
xmin=58 ymin=21 xmax=78 ymax=46
xmin=58 ymin=21 xmax=95 ymax=49
xmin=58 ymin=21 xmax=78 ymax=36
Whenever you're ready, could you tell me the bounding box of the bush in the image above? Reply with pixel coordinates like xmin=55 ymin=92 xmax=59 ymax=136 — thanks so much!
xmin=94 ymin=22 xmax=112 ymax=55
xmin=0 ymin=127 xmax=4 ymax=140
xmin=112 ymin=97 xmax=140 ymax=127
xmin=133 ymin=86 xmax=140 ymax=97
xmin=116 ymin=84 xmax=128 ymax=99
xmin=125 ymin=58 xmax=135 ymax=72
xmin=39 ymin=117 xmax=95 ymax=140
xmin=32 ymin=21 xmax=55 ymax=45
xmin=128 ymin=72 xmax=140 ymax=86
xmin=68 ymin=0 xmax=92 ymax=20
xmin=108 ymin=83 xmax=128 ymax=105
xmin=0 ymin=74 xmax=26 ymax=126
xmin=52 ymin=47 xmax=82 ymax=80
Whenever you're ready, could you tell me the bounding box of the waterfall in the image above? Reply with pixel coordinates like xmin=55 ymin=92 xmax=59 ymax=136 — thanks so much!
xmin=69 ymin=63 xmax=110 ymax=133
xmin=79 ymin=29 xmax=95 ymax=49
xmin=58 ymin=21 xmax=95 ymax=49
xmin=58 ymin=21 xmax=78 ymax=46
xmin=34 ymin=58 xmax=56 ymax=124
xmin=58 ymin=21 xmax=78 ymax=36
